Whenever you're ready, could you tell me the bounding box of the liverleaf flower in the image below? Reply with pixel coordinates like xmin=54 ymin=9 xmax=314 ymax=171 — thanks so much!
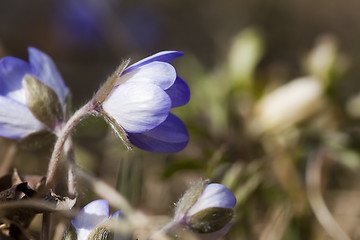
xmin=0 ymin=47 xmax=69 ymax=146
xmin=68 ymin=199 xmax=130 ymax=240
xmin=170 ymin=180 xmax=237 ymax=240
xmin=92 ymin=51 xmax=190 ymax=153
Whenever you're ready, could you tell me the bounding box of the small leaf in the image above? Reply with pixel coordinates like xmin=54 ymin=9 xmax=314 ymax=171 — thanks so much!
xmin=99 ymin=109 xmax=132 ymax=150
xmin=94 ymin=60 xmax=130 ymax=106
xmin=23 ymin=74 xmax=64 ymax=128
xmin=188 ymin=207 xmax=234 ymax=233
xmin=175 ymin=179 xmax=209 ymax=218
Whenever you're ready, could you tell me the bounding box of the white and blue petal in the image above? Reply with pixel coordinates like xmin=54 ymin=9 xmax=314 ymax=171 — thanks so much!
xmin=111 ymin=211 xmax=123 ymax=219
xmin=124 ymin=51 xmax=184 ymax=73
xmin=72 ymin=199 xmax=110 ymax=240
xmin=120 ymin=61 xmax=177 ymax=90
xmin=165 ymin=77 xmax=190 ymax=108
xmin=0 ymin=56 xmax=31 ymax=103
xmin=102 ymin=82 xmax=171 ymax=133
xmin=127 ymin=113 xmax=189 ymax=153
xmin=28 ymin=47 xmax=69 ymax=105
xmin=0 ymin=96 xmax=47 ymax=139
xmin=187 ymin=183 xmax=237 ymax=217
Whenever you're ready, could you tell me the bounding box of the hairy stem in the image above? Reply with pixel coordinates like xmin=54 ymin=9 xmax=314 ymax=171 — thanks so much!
xmin=45 ymin=102 xmax=93 ymax=189
xmin=64 ymin=138 xmax=76 ymax=198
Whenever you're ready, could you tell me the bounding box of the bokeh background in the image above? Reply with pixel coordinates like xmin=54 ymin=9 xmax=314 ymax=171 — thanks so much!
xmin=2 ymin=0 xmax=360 ymax=239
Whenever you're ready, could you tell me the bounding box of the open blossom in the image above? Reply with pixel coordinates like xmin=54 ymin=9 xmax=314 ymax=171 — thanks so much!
xmin=98 ymin=51 xmax=190 ymax=153
xmin=173 ymin=180 xmax=237 ymax=240
xmin=0 ymin=47 xmax=68 ymax=139
xmin=71 ymin=199 xmax=123 ymax=240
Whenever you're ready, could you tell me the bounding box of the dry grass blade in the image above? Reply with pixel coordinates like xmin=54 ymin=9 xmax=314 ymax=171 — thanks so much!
xmin=306 ymin=150 xmax=351 ymax=240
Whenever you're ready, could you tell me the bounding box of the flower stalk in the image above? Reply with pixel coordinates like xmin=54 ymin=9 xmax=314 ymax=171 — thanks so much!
xmin=45 ymin=102 xmax=93 ymax=189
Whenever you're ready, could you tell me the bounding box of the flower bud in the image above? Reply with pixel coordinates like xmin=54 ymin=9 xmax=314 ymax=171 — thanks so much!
xmin=173 ymin=180 xmax=236 ymax=239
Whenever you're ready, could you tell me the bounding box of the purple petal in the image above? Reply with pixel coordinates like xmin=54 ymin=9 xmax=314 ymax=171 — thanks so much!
xmin=111 ymin=211 xmax=123 ymax=219
xmin=187 ymin=183 xmax=236 ymax=217
xmin=165 ymin=77 xmax=190 ymax=108
xmin=124 ymin=51 xmax=184 ymax=74
xmin=0 ymin=56 xmax=31 ymax=103
xmin=102 ymin=82 xmax=171 ymax=133
xmin=0 ymin=96 xmax=46 ymax=139
xmin=72 ymin=199 xmax=109 ymax=240
xmin=128 ymin=113 xmax=189 ymax=153
xmin=120 ymin=61 xmax=176 ymax=90
xmin=28 ymin=47 xmax=69 ymax=104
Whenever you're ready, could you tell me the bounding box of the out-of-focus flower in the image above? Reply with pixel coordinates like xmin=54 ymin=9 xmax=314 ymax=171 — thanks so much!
xmin=95 ymin=51 xmax=190 ymax=153
xmin=53 ymin=0 xmax=105 ymax=49
xmin=173 ymin=180 xmax=236 ymax=240
xmin=0 ymin=47 xmax=68 ymax=140
xmin=253 ymin=76 xmax=323 ymax=134
xmin=70 ymin=199 xmax=125 ymax=240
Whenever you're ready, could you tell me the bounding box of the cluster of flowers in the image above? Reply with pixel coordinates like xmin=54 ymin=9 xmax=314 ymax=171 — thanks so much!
xmin=0 ymin=47 xmax=189 ymax=152
xmin=0 ymin=48 xmax=236 ymax=239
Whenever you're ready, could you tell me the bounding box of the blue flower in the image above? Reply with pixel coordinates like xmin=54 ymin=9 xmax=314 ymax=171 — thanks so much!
xmin=0 ymin=47 xmax=68 ymax=139
xmin=71 ymin=199 xmax=122 ymax=240
xmin=173 ymin=182 xmax=237 ymax=240
xmin=101 ymin=51 xmax=190 ymax=153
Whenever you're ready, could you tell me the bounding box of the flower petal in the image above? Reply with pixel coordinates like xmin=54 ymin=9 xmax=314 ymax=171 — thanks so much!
xmin=165 ymin=77 xmax=190 ymax=107
xmin=128 ymin=113 xmax=189 ymax=153
xmin=124 ymin=51 xmax=184 ymax=73
xmin=72 ymin=199 xmax=109 ymax=240
xmin=28 ymin=47 xmax=69 ymax=104
xmin=120 ymin=61 xmax=176 ymax=90
xmin=187 ymin=183 xmax=236 ymax=217
xmin=0 ymin=96 xmax=46 ymax=139
xmin=111 ymin=211 xmax=123 ymax=219
xmin=102 ymin=82 xmax=171 ymax=133
xmin=0 ymin=56 xmax=31 ymax=103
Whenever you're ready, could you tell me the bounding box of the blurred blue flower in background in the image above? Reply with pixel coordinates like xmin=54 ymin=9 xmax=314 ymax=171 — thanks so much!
xmin=53 ymin=0 xmax=162 ymax=51
xmin=120 ymin=7 xmax=162 ymax=49
xmin=0 ymin=47 xmax=68 ymax=139
xmin=53 ymin=0 xmax=105 ymax=49
xmin=101 ymin=51 xmax=190 ymax=153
